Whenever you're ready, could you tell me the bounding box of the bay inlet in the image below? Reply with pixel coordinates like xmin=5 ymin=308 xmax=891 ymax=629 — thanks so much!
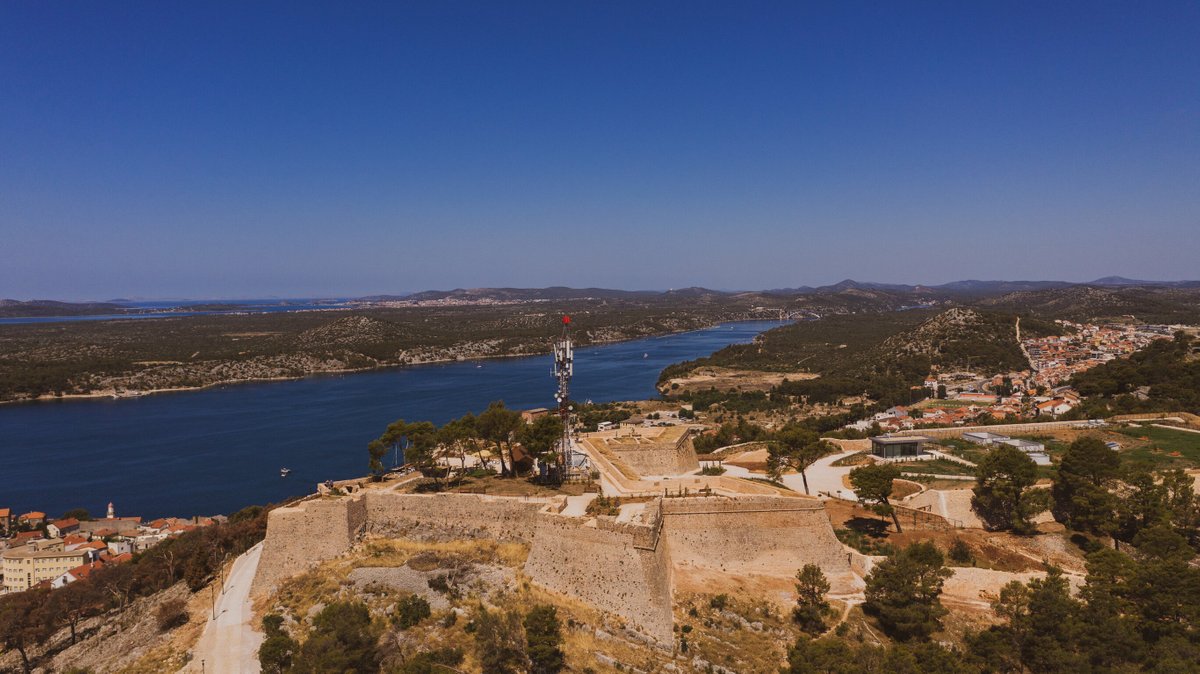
xmin=0 ymin=321 xmax=781 ymax=518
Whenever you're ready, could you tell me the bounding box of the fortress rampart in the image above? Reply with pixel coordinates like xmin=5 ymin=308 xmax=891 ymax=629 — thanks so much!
xmin=525 ymin=501 xmax=673 ymax=641
xmin=252 ymin=489 xmax=851 ymax=643
xmin=363 ymin=491 xmax=549 ymax=543
xmin=660 ymin=496 xmax=851 ymax=577
xmin=253 ymin=494 xmax=367 ymax=595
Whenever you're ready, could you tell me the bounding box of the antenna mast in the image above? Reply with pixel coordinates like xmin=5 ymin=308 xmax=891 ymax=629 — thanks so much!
xmin=552 ymin=315 xmax=575 ymax=478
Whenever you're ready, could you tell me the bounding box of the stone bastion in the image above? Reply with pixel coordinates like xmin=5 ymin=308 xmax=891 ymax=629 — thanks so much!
xmin=589 ymin=426 xmax=700 ymax=477
xmin=251 ymin=489 xmax=852 ymax=643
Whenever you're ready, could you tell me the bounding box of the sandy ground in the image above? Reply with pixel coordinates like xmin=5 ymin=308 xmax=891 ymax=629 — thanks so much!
xmin=562 ymin=494 xmax=597 ymax=517
xmin=903 ymin=489 xmax=984 ymax=529
xmin=659 ymin=366 xmax=816 ymax=394
xmin=185 ymin=541 xmax=264 ymax=673
xmin=788 ymin=448 xmax=860 ymax=499
xmin=717 ymin=447 xmax=859 ymax=499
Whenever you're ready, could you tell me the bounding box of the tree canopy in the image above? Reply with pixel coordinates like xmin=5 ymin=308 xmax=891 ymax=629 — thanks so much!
xmin=971 ymin=444 xmax=1050 ymax=534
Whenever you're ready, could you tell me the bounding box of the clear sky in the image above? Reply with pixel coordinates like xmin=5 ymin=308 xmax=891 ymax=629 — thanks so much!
xmin=2 ymin=2 xmax=1198 ymax=300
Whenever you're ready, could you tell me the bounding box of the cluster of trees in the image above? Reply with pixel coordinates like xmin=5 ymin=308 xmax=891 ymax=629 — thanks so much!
xmin=0 ymin=506 xmax=268 ymax=673
xmin=692 ymin=418 xmax=770 ymax=453
xmin=367 ymin=401 xmax=565 ymax=483
xmin=787 ymin=530 xmax=1200 ymax=672
xmin=259 ymin=600 xmax=565 ymax=674
xmin=1073 ymin=332 xmax=1200 ymax=414
xmin=969 ymin=436 xmax=1200 ymax=550
xmin=573 ymin=401 xmax=633 ymax=432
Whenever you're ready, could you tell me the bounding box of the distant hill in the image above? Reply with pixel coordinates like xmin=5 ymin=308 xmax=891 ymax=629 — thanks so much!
xmin=401 ymin=286 xmax=667 ymax=302
xmin=1088 ymin=276 xmax=1200 ymax=288
xmin=0 ymin=299 xmax=127 ymax=318
xmin=978 ymin=285 xmax=1200 ymax=323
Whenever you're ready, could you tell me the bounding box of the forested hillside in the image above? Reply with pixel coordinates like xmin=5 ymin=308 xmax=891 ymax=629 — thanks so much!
xmin=661 ymin=309 xmax=1059 ymax=407
xmin=1073 ymin=332 xmax=1200 ymax=414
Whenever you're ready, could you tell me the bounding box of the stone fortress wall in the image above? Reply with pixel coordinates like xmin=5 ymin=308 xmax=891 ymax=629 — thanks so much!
xmin=525 ymin=500 xmax=674 ymax=642
xmin=252 ymin=489 xmax=850 ymax=642
xmin=660 ymin=495 xmax=852 ymax=578
xmin=596 ymin=426 xmax=701 ymax=477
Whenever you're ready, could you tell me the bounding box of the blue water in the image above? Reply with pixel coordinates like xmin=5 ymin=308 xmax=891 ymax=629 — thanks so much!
xmin=0 ymin=298 xmax=356 ymax=325
xmin=0 ymin=321 xmax=779 ymax=519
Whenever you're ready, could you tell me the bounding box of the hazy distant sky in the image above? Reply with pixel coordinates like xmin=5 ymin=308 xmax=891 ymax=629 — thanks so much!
xmin=2 ymin=2 xmax=1198 ymax=300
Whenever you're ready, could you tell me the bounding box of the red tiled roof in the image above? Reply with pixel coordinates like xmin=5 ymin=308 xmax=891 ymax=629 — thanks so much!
xmin=19 ymin=511 xmax=45 ymax=521
xmin=65 ymin=560 xmax=105 ymax=580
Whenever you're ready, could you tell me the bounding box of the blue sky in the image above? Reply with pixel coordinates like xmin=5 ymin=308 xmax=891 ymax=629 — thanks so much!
xmin=2 ymin=2 xmax=1198 ymax=300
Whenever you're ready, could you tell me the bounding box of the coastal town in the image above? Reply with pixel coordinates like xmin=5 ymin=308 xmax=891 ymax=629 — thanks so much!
xmin=852 ymin=320 xmax=1176 ymax=434
xmin=0 ymin=503 xmax=218 ymax=595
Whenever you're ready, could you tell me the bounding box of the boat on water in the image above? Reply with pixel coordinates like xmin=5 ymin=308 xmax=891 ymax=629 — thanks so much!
xmin=643 ymin=353 xmax=648 ymax=358
xmin=280 ymin=467 xmax=291 ymax=477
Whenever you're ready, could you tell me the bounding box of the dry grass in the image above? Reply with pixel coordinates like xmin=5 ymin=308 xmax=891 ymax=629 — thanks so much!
xmin=265 ymin=533 xmax=686 ymax=673
xmin=674 ymin=590 xmax=798 ymax=673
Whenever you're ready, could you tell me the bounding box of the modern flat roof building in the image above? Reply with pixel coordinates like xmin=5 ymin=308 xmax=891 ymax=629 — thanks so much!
xmin=999 ymin=438 xmax=1046 ymax=453
xmin=962 ymin=432 xmax=1009 ymax=445
xmin=869 ymin=435 xmax=929 ymax=459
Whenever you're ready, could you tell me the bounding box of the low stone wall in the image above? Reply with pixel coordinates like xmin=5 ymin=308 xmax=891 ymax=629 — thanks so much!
xmin=526 ymin=510 xmax=673 ymax=642
xmin=660 ymin=495 xmax=851 ymax=578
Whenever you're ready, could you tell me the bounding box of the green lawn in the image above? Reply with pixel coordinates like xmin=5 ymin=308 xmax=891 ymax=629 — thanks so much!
xmin=894 ymin=458 xmax=977 ymax=477
xmin=1116 ymin=425 xmax=1200 ymax=470
xmin=935 ymin=440 xmax=989 ymax=464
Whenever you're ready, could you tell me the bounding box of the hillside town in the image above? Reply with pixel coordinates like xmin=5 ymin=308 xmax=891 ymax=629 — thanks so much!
xmin=850 ymin=321 xmax=1175 ymax=433
xmin=0 ymin=503 xmax=219 ymax=594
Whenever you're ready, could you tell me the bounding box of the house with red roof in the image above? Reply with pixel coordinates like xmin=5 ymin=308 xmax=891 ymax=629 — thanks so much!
xmin=62 ymin=533 xmax=91 ymax=549
xmin=47 ymin=518 xmax=81 ymax=539
xmin=10 ymin=530 xmax=45 ymax=545
xmin=51 ymin=560 xmax=106 ymax=589
xmin=76 ymin=540 xmax=109 ymax=562
xmin=18 ymin=511 xmax=46 ymax=526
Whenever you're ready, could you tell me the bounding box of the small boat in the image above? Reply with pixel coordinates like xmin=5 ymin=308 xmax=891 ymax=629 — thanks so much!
xmin=280 ymin=468 xmax=291 ymax=477
xmin=643 ymin=353 xmax=648 ymax=359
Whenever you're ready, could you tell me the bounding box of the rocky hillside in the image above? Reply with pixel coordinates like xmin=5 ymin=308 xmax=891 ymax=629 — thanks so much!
xmin=871 ymin=308 xmax=1032 ymax=373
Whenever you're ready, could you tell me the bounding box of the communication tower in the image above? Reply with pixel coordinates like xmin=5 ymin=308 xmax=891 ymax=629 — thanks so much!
xmin=552 ymin=315 xmax=576 ymax=478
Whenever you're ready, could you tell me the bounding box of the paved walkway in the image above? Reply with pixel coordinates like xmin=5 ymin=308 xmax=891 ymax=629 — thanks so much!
xmin=561 ymin=494 xmax=597 ymax=517
xmin=185 ymin=541 xmax=264 ymax=673
xmin=790 ymin=448 xmax=859 ymax=500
